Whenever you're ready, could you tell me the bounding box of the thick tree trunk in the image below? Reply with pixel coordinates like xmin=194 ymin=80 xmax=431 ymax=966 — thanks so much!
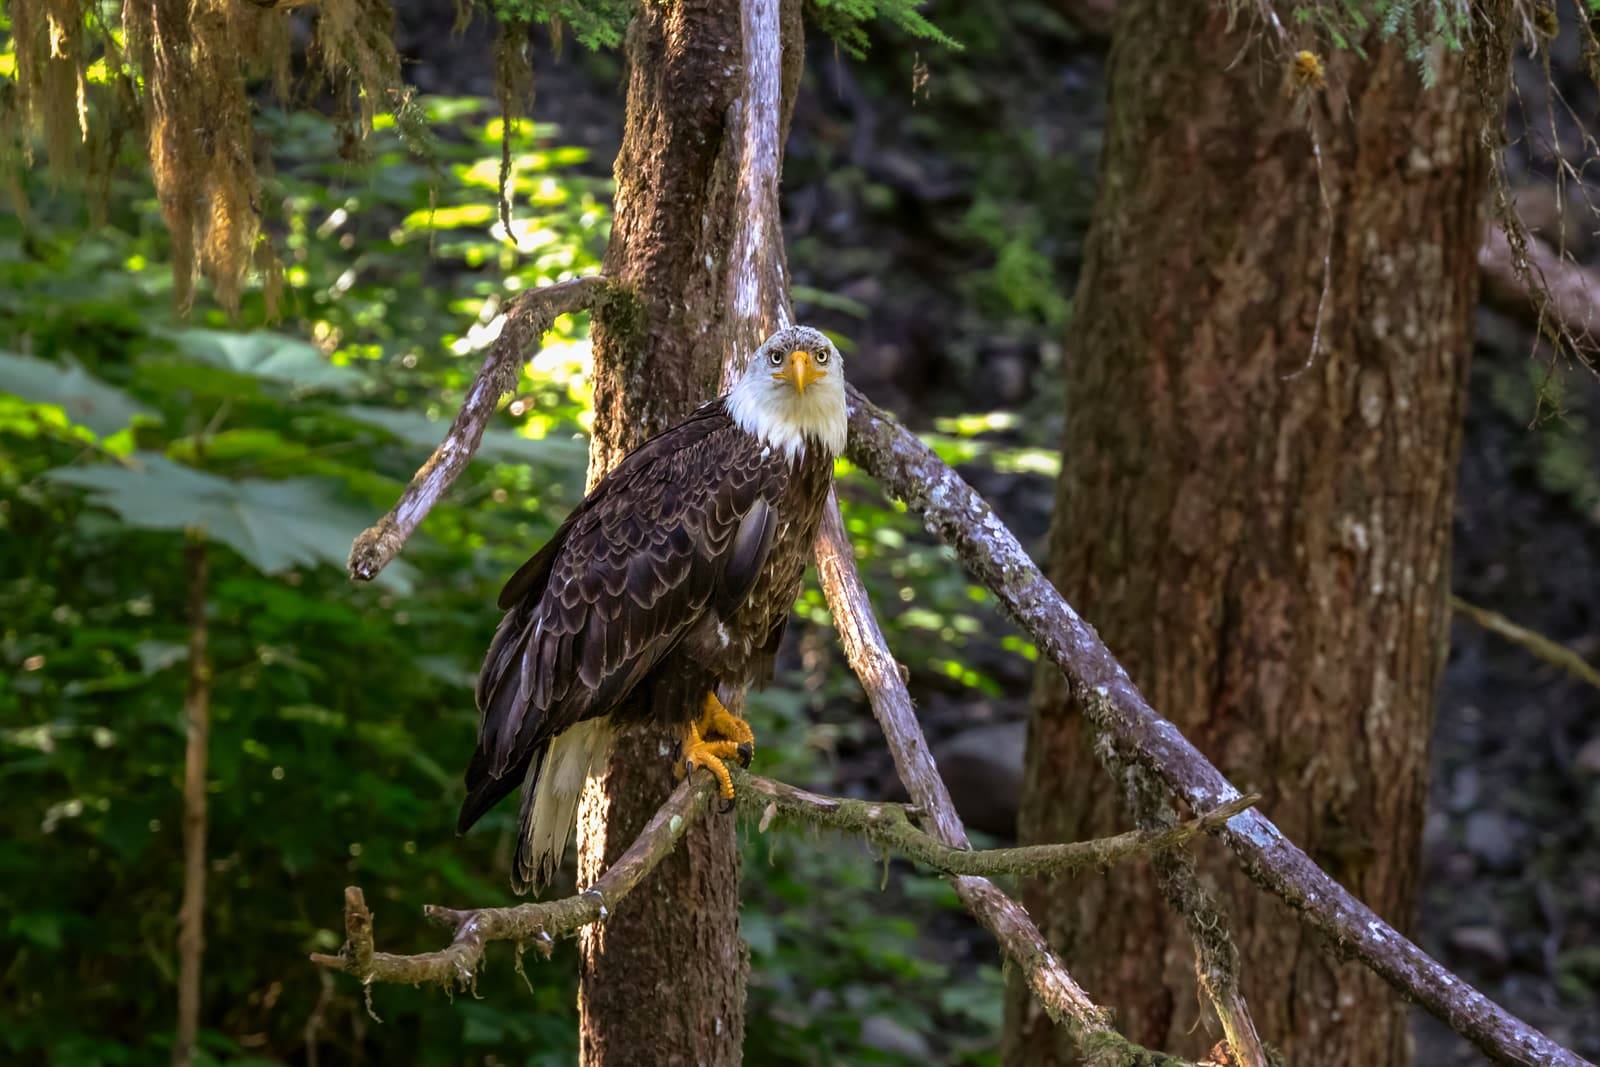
xmin=1006 ymin=8 xmax=1510 ymax=1065
xmin=576 ymin=2 xmax=801 ymax=1063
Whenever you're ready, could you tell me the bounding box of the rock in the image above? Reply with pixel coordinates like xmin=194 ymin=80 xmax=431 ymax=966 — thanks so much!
xmin=934 ymin=722 xmax=1026 ymax=837
xmin=1449 ymin=924 xmax=1511 ymax=972
xmin=1574 ymin=735 xmax=1600 ymax=777
xmin=1464 ymin=810 xmax=1521 ymax=872
xmin=859 ymin=1016 xmax=932 ymax=1059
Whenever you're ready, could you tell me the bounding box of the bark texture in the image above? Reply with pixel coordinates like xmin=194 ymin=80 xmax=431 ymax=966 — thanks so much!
xmin=1007 ymin=8 xmax=1509 ymax=1065
xmin=576 ymin=2 xmax=801 ymax=1063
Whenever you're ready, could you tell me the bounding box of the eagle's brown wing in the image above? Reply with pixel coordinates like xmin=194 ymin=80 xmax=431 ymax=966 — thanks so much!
xmin=457 ymin=400 xmax=786 ymax=833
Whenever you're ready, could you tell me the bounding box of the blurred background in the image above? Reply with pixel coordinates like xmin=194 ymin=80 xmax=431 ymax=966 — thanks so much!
xmin=1 ymin=2 xmax=1597 ymax=1064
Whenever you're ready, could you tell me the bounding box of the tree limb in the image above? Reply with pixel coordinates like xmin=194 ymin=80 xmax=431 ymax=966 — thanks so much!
xmin=173 ymin=536 xmax=210 ymax=1067
xmin=814 ymin=500 xmax=1177 ymax=1062
xmin=346 ymin=274 xmax=609 ymax=582
xmin=312 ymin=770 xmax=1248 ymax=995
xmin=840 ymin=384 xmax=1590 ymax=1067
xmin=1452 ymin=594 xmax=1600 ymax=693
xmin=1480 ymin=223 xmax=1600 ymax=359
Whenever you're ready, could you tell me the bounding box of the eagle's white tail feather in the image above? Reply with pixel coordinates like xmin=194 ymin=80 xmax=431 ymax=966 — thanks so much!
xmin=516 ymin=720 xmax=613 ymax=894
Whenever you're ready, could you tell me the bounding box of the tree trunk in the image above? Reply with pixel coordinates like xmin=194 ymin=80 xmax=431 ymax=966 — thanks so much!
xmin=576 ymin=2 xmax=801 ymax=1063
xmin=1006 ymin=8 xmax=1511 ymax=1065
xmin=173 ymin=537 xmax=210 ymax=1067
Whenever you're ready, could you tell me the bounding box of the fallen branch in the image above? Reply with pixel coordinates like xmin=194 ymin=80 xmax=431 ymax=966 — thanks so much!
xmin=1452 ymin=594 xmax=1600 ymax=693
xmin=1480 ymin=223 xmax=1600 ymax=358
xmin=840 ymin=384 xmax=1590 ymax=1067
xmin=346 ymin=274 xmax=609 ymax=582
xmin=312 ymin=770 xmax=1250 ymax=989
xmin=815 ymin=500 xmax=1171 ymax=1062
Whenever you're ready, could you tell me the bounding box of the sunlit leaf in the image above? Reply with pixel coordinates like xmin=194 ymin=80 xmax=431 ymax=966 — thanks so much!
xmin=0 ymin=352 xmax=153 ymax=436
xmin=47 ymin=453 xmax=411 ymax=590
xmin=160 ymin=329 xmax=366 ymax=393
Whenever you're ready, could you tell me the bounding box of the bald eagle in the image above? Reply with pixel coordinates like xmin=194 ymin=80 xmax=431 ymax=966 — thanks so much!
xmin=457 ymin=325 xmax=847 ymax=893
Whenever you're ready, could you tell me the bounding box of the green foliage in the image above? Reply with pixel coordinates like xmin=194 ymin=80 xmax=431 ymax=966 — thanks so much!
xmin=807 ymin=0 xmax=959 ymax=58
xmin=487 ymin=0 xmax=635 ymax=50
xmin=1290 ymin=0 xmax=1473 ymax=84
xmin=0 ymin=75 xmax=1008 ymax=1067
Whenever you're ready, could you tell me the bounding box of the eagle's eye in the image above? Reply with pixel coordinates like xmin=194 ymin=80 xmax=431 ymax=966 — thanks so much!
xmin=815 ymin=350 xmax=829 ymax=365
xmin=768 ymin=350 xmax=785 ymax=367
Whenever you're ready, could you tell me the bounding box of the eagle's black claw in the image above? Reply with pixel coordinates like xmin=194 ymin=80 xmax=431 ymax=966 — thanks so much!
xmin=717 ymin=794 xmax=737 ymax=815
xmin=736 ymin=742 xmax=755 ymax=768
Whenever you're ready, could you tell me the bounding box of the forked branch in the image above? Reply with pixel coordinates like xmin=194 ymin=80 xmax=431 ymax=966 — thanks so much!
xmin=311 ymin=770 xmax=1250 ymax=990
xmin=840 ymin=383 xmax=1589 ymax=1067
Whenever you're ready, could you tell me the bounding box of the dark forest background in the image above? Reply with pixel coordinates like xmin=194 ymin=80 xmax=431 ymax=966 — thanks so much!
xmin=2 ymin=2 xmax=1597 ymax=1064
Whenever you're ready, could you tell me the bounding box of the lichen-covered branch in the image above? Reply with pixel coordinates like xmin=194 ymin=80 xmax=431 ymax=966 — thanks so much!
xmin=737 ymin=772 xmax=1255 ymax=878
xmin=813 ymin=500 xmax=1185 ymax=1064
xmin=311 ymin=774 xmax=713 ymax=986
xmin=1452 ymin=594 xmax=1600 ymax=692
xmin=346 ymin=274 xmax=609 ymax=582
xmin=311 ymin=769 xmax=1246 ymax=997
xmin=1107 ymin=756 xmax=1267 ymax=1067
xmin=841 ymin=385 xmax=1590 ymax=1067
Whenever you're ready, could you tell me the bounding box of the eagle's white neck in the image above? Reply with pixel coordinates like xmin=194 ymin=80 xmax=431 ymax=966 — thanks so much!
xmin=726 ymin=366 xmax=848 ymax=463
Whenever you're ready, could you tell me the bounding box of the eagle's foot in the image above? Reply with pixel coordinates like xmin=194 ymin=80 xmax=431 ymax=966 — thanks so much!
xmin=700 ymin=692 xmax=756 ymax=768
xmin=679 ymin=721 xmax=741 ymax=803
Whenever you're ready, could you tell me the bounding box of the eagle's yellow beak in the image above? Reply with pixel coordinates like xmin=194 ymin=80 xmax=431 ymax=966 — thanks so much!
xmin=774 ymin=349 xmax=825 ymax=395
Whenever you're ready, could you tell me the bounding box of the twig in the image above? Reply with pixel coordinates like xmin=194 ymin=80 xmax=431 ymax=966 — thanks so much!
xmin=840 ymin=384 xmax=1590 ymax=1067
xmin=1452 ymin=594 xmax=1600 ymax=692
xmin=1480 ymin=221 xmax=1600 ymax=365
xmin=346 ymin=275 xmax=608 ymax=582
xmin=311 ymin=770 xmax=1248 ymax=990
xmin=172 ymin=536 xmax=210 ymax=1067
xmin=814 ymin=499 xmax=1162 ymax=1060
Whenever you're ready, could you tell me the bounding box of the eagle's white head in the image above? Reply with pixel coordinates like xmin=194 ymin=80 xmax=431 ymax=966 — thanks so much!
xmin=727 ymin=325 xmax=848 ymax=462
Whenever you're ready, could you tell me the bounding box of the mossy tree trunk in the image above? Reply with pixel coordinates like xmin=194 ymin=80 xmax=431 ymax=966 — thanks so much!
xmin=1005 ymin=6 xmax=1511 ymax=1065
xmin=576 ymin=1 xmax=802 ymax=1063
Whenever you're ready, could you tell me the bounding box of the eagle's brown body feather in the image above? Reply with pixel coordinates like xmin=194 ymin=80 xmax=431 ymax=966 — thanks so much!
xmin=459 ymin=395 xmax=834 ymax=892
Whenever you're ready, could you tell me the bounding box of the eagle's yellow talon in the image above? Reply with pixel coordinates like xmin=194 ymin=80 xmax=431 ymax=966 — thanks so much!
xmin=699 ymin=692 xmax=757 ymax=754
xmin=681 ymin=719 xmax=740 ymax=801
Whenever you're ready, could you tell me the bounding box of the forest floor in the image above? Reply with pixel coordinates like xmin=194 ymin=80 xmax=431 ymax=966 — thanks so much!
xmin=402 ymin=4 xmax=1600 ymax=1061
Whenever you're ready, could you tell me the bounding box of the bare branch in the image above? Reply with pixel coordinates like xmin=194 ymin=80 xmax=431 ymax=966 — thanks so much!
xmin=814 ymin=499 xmax=1177 ymax=1061
xmin=737 ymin=772 xmax=1256 ymax=878
xmin=1452 ymin=594 xmax=1600 ymax=693
xmin=1480 ymin=223 xmax=1600 ymax=362
xmin=346 ymin=275 xmax=609 ymax=582
xmin=312 ymin=769 xmax=1246 ymax=997
xmin=312 ymin=775 xmax=713 ymax=986
xmin=841 ymin=385 xmax=1591 ymax=1067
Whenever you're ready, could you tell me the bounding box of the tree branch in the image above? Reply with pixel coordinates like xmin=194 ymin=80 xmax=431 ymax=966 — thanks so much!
xmin=840 ymin=384 xmax=1591 ymax=1067
xmin=814 ymin=500 xmax=1181 ymax=1062
xmin=1452 ymin=594 xmax=1600 ymax=693
xmin=346 ymin=274 xmax=609 ymax=582
xmin=1480 ymin=223 xmax=1600 ymax=359
xmin=312 ymin=770 xmax=1248 ymax=995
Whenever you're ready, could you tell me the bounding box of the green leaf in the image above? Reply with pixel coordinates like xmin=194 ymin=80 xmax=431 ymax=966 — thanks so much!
xmin=160 ymin=329 xmax=366 ymax=393
xmin=47 ymin=453 xmax=412 ymax=589
xmin=0 ymin=352 xmax=152 ymax=435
